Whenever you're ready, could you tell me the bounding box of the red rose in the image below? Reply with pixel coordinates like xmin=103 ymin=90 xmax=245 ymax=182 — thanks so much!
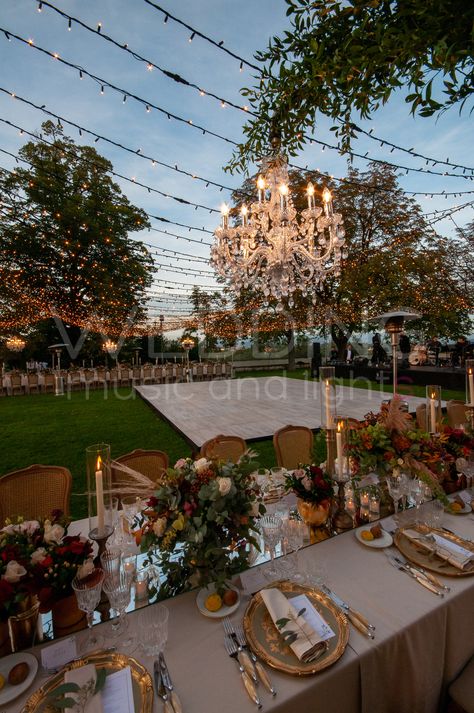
xmin=41 ymin=555 xmax=53 ymax=568
xmin=309 ymin=466 xmax=323 ymax=478
xmin=147 ymin=496 xmax=159 ymax=507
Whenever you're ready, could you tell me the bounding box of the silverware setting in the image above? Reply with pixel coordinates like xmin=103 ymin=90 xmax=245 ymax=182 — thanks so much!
xmin=224 ymin=635 xmax=262 ymax=709
xmin=385 ymin=552 xmax=444 ymax=596
xmin=392 ymin=553 xmax=450 ymax=592
xmin=223 ymin=617 xmax=276 ymax=696
xmin=320 ymin=585 xmax=375 ymax=639
xmin=154 ymin=654 xmax=183 ymax=713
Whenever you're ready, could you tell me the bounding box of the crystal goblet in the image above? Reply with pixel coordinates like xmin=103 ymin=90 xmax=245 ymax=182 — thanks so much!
xmin=72 ymin=568 xmax=105 ymax=653
xmin=260 ymin=514 xmax=283 ymax=579
xmin=103 ymin=571 xmax=134 ymax=652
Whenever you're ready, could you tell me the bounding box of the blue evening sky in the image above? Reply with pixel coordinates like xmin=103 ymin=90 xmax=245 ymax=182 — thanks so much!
xmin=0 ymin=0 xmax=472 ymax=322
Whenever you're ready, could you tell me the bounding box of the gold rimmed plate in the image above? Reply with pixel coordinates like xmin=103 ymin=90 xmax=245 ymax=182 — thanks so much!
xmin=394 ymin=524 xmax=474 ymax=577
xmin=22 ymin=651 xmax=153 ymax=713
xmin=243 ymin=580 xmax=349 ymax=676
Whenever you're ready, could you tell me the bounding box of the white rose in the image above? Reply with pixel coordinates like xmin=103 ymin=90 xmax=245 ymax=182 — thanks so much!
xmin=153 ymin=517 xmax=167 ymax=537
xmin=194 ymin=458 xmax=210 ymax=473
xmin=20 ymin=520 xmax=40 ymax=535
xmin=217 ymin=477 xmax=232 ymax=496
xmin=77 ymin=558 xmax=94 ymax=580
xmin=3 ymin=560 xmax=27 ymax=583
xmin=397 ymin=458 xmax=404 ymax=466
xmin=31 ymin=547 xmax=48 ymax=565
xmin=44 ymin=523 xmax=65 ymax=545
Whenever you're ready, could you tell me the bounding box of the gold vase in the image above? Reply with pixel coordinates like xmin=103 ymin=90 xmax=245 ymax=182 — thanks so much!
xmin=8 ymin=596 xmax=41 ymax=652
xmin=52 ymin=594 xmax=87 ymax=638
xmin=297 ymin=498 xmax=331 ymax=544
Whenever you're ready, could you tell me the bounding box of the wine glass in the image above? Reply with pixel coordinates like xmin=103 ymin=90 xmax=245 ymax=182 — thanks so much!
xmin=103 ymin=571 xmax=134 ymax=652
xmin=121 ymin=495 xmax=141 ymax=544
xmin=409 ymin=479 xmax=424 ymax=522
xmin=100 ymin=547 xmax=122 ymax=584
xmin=284 ymin=519 xmax=306 ymax=584
xmin=260 ymin=514 xmax=283 ymax=579
xmin=72 ymin=568 xmax=105 ymax=653
xmin=387 ymin=475 xmax=402 ymax=516
xmin=138 ymin=604 xmax=169 ymax=656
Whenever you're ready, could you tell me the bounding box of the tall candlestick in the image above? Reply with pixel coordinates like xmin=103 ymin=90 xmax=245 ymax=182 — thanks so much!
xmin=469 ymin=368 xmax=474 ymax=405
xmin=336 ymin=425 xmax=343 ymax=478
xmin=95 ymin=457 xmax=105 ymax=535
xmin=325 ymin=380 xmax=332 ymax=427
xmin=430 ymin=393 xmax=437 ymax=433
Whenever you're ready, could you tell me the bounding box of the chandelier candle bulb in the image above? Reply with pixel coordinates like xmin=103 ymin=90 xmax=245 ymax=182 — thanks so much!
xmin=278 ymin=183 xmax=288 ymax=211
xmin=221 ymin=203 xmax=229 ymax=229
xmin=307 ymin=182 xmax=315 ymax=209
xmin=257 ymin=175 xmax=265 ymax=202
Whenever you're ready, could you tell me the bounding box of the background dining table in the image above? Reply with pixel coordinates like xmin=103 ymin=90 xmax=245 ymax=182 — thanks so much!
xmin=5 ymin=499 xmax=474 ymax=713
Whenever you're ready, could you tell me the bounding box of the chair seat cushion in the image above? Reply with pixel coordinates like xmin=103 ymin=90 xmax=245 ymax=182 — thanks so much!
xmin=449 ymin=656 xmax=474 ymax=713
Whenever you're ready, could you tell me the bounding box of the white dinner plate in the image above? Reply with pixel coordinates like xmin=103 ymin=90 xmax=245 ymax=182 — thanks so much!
xmin=355 ymin=527 xmax=393 ymax=549
xmin=0 ymin=652 xmax=38 ymax=705
xmin=196 ymin=583 xmax=241 ymax=619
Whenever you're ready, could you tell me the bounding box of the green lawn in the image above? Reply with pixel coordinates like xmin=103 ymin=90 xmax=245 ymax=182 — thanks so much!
xmin=0 ymin=370 xmax=464 ymax=520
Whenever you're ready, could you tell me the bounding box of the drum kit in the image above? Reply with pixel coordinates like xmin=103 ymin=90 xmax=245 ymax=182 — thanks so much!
xmin=408 ymin=345 xmax=437 ymax=366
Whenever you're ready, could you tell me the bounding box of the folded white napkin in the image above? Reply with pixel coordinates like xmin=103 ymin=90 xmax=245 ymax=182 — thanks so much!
xmin=404 ymin=529 xmax=474 ymax=571
xmin=64 ymin=664 xmax=104 ymax=713
xmin=260 ymin=588 xmax=327 ymax=663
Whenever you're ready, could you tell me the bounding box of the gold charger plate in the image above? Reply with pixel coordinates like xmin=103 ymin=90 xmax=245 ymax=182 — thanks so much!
xmin=243 ymin=580 xmax=349 ymax=676
xmin=394 ymin=524 xmax=474 ymax=577
xmin=22 ymin=652 xmax=153 ymax=713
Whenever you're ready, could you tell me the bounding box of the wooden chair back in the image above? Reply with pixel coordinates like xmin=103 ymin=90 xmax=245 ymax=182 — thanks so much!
xmin=200 ymin=435 xmax=247 ymax=464
xmin=0 ymin=464 xmax=72 ymax=523
xmin=273 ymin=425 xmax=314 ymax=469
xmin=112 ymin=449 xmax=169 ymax=496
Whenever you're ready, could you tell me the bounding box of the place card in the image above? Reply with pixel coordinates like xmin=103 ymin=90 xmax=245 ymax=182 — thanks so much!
xmin=41 ymin=636 xmax=77 ymax=672
xmin=102 ymin=666 xmax=134 ymax=713
xmin=289 ymin=594 xmax=335 ymax=642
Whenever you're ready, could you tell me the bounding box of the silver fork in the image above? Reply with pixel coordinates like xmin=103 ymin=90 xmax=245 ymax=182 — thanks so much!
xmin=234 ymin=622 xmax=277 ymax=696
xmin=222 ymin=617 xmax=257 ymax=681
xmin=224 ymin=635 xmax=262 ymax=709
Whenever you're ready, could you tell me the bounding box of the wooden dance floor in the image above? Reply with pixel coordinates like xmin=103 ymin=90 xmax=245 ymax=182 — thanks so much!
xmin=135 ymin=377 xmax=429 ymax=449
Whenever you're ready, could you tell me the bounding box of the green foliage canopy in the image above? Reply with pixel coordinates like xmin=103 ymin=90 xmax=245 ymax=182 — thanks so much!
xmin=230 ymin=0 xmax=474 ymax=170
xmin=0 ymin=121 xmax=154 ymax=333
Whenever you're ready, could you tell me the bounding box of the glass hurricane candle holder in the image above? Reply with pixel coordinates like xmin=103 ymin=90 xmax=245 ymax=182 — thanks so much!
xmin=320 ymin=366 xmax=336 ymax=429
xmin=466 ymin=359 xmax=474 ymax=407
xmin=86 ymin=443 xmax=114 ymax=541
xmin=426 ymin=385 xmax=442 ymax=435
xmin=333 ymin=416 xmax=350 ymax=481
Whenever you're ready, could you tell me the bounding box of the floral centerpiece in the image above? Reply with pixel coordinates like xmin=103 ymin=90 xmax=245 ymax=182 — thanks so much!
xmin=346 ymin=396 xmax=448 ymax=501
xmin=285 ymin=465 xmax=333 ymax=530
xmin=136 ymin=452 xmax=265 ymax=598
xmin=0 ymin=511 xmax=94 ymax=620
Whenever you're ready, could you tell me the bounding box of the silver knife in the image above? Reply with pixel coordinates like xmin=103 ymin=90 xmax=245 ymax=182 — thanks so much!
xmin=159 ymin=652 xmax=183 ymax=713
xmin=321 ymin=585 xmax=375 ymax=638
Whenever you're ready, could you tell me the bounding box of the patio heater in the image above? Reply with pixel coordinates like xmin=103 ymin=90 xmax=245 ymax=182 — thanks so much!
xmin=181 ymin=337 xmax=194 ymax=382
xmin=48 ymin=343 xmax=67 ymax=396
xmin=375 ymin=310 xmax=420 ymax=395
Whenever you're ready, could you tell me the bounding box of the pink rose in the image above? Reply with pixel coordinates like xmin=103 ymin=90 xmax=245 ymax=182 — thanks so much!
xmin=293 ymin=469 xmax=306 ymax=479
xmin=174 ymin=458 xmax=187 ymax=469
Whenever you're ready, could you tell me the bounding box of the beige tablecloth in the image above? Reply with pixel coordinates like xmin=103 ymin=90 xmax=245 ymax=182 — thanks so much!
xmin=4 ymin=500 xmax=474 ymax=713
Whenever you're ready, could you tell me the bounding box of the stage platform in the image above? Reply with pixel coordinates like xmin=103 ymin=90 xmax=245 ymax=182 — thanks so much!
xmin=334 ymin=364 xmax=465 ymax=390
xmin=135 ymin=377 xmax=429 ymax=449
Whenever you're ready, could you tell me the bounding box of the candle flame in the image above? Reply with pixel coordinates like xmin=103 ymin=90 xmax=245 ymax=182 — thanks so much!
xmin=241 ymin=205 xmax=248 ymax=216
xmin=431 ymin=392 xmax=436 ymax=400
xmin=306 ymin=182 xmax=315 ymax=196
xmin=96 ymin=456 xmax=102 ymax=471
xmin=220 ymin=202 xmax=229 ymax=216
xmin=278 ymin=183 xmax=289 ymax=196
xmin=256 ymin=175 xmax=266 ymax=191
xmin=322 ymin=187 xmax=332 ymax=203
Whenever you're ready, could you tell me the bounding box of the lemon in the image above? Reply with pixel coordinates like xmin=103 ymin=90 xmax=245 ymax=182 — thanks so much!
xmin=0 ymin=673 xmax=5 ymax=691
xmin=361 ymin=530 xmax=374 ymax=541
xmin=204 ymin=593 xmax=222 ymax=612
xmin=450 ymin=502 xmax=463 ymax=513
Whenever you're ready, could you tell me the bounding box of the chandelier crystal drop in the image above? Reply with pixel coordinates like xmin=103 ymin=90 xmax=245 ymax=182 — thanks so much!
xmin=211 ymin=154 xmax=346 ymax=307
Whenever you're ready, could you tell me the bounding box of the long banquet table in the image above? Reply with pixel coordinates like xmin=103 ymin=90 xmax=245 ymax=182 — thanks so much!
xmin=5 ymin=501 xmax=474 ymax=713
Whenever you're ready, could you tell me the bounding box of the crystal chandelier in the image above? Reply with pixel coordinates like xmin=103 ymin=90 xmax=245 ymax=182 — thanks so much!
xmin=6 ymin=336 xmax=26 ymax=352
xmin=211 ymin=154 xmax=346 ymax=307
